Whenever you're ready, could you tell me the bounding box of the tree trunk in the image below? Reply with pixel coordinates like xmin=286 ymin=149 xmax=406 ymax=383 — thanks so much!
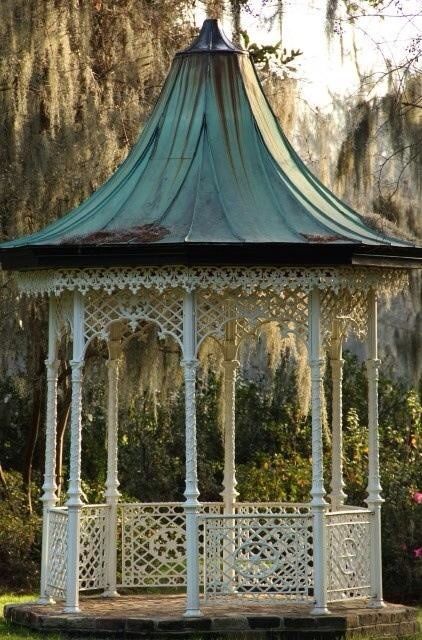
xmin=22 ymin=375 xmax=45 ymax=513
xmin=55 ymin=387 xmax=71 ymax=499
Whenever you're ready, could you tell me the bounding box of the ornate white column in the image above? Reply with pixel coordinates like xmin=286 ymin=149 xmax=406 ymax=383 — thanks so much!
xmin=38 ymin=296 xmax=59 ymax=604
xmin=309 ymin=288 xmax=329 ymax=615
xmin=365 ymin=289 xmax=385 ymax=608
xmin=221 ymin=320 xmax=239 ymax=514
xmin=64 ymin=291 xmax=85 ymax=614
xmin=329 ymin=322 xmax=347 ymax=511
xmin=221 ymin=321 xmax=238 ymax=592
xmin=102 ymin=336 xmax=121 ymax=598
xmin=182 ymin=290 xmax=201 ymax=618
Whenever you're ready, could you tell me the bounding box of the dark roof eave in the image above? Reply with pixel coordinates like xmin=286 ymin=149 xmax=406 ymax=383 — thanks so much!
xmin=0 ymin=243 xmax=420 ymax=271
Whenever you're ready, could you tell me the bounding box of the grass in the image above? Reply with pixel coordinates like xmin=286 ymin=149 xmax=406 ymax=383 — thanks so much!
xmin=0 ymin=593 xmax=421 ymax=639
xmin=0 ymin=594 xmax=63 ymax=640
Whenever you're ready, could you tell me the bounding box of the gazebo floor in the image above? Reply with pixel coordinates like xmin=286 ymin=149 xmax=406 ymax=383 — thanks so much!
xmin=4 ymin=595 xmax=419 ymax=639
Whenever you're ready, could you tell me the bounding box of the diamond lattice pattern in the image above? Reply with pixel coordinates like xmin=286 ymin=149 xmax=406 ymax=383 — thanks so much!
xmin=47 ymin=508 xmax=68 ymax=599
xmin=79 ymin=506 xmax=108 ymax=591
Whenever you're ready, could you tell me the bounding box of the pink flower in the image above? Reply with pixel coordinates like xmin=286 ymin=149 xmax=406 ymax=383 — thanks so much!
xmin=413 ymin=548 xmax=422 ymax=558
xmin=411 ymin=492 xmax=422 ymax=504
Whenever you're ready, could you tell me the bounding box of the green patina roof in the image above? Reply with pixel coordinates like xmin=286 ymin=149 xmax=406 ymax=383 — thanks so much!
xmin=0 ymin=19 xmax=419 ymax=269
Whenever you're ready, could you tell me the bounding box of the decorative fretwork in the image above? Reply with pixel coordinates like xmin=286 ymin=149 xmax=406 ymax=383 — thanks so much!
xmin=202 ymin=514 xmax=313 ymax=602
xmin=79 ymin=505 xmax=108 ymax=591
xmin=15 ymin=265 xmax=408 ymax=298
xmin=83 ymin=288 xmax=184 ymax=349
xmin=326 ymin=509 xmax=371 ymax=602
xmin=118 ymin=502 xmax=224 ymax=589
xmin=119 ymin=503 xmax=186 ymax=588
xmin=46 ymin=502 xmax=373 ymax=604
xmin=197 ymin=289 xmax=309 ymax=348
xmin=321 ymin=289 xmax=369 ymax=343
xmin=234 ymin=503 xmax=311 ymax=516
xmin=47 ymin=507 xmax=68 ymax=599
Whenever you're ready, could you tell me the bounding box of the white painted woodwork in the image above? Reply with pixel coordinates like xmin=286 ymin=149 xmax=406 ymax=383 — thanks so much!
xmin=365 ymin=290 xmax=385 ymax=609
xmin=182 ymin=291 xmax=202 ymax=618
xmin=102 ymin=334 xmax=121 ymax=598
xmin=38 ymin=296 xmax=59 ymax=605
xmin=221 ymin=320 xmax=239 ymax=513
xmin=16 ymin=264 xmax=406 ymax=299
xmin=64 ymin=291 xmax=85 ymax=614
xmin=31 ymin=269 xmax=396 ymax=611
xmin=220 ymin=320 xmax=239 ymax=591
xmin=329 ymin=321 xmax=347 ymax=511
xmin=309 ymin=288 xmax=329 ymax=615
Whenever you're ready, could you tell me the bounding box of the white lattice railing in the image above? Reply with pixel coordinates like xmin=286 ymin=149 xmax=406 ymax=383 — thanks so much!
xmin=47 ymin=504 xmax=109 ymax=598
xmin=202 ymin=512 xmax=313 ymax=602
xmin=47 ymin=507 xmax=68 ymax=599
xmin=46 ymin=501 xmax=371 ymax=604
xmin=79 ymin=505 xmax=108 ymax=591
xmin=118 ymin=502 xmax=223 ymax=588
xmin=326 ymin=508 xmax=372 ymax=602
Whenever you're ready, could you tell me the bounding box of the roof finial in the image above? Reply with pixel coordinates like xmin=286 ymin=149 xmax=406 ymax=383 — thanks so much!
xmin=177 ymin=18 xmax=246 ymax=55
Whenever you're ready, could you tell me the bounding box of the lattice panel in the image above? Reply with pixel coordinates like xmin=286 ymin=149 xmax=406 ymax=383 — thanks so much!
xmin=47 ymin=508 xmax=68 ymax=599
xmin=118 ymin=502 xmax=225 ymax=588
xmin=83 ymin=288 xmax=184 ymax=348
xmin=197 ymin=289 xmax=309 ymax=348
xmin=327 ymin=510 xmax=371 ymax=601
xmin=203 ymin=514 xmax=313 ymax=602
xmin=79 ymin=505 xmax=108 ymax=591
xmin=321 ymin=289 xmax=369 ymax=343
xmin=119 ymin=503 xmax=187 ymax=588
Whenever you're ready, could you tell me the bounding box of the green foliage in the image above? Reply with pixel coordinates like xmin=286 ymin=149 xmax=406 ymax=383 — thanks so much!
xmin=240 ymin=30 xmax=302 ymax=69
xmin=0 ymin=377 xmax=33 ymax=472
xmin=0 ymin=472 xmax=41 ymax=591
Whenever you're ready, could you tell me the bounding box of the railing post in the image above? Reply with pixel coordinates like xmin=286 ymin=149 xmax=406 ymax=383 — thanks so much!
xmin=103 ymin=335 xmax=121 ymax=598
xmin=182 ymin=290 xmax=202 ymax=618
xmin=309 ymin=288 xmax=329 ymax=615
xmin=38 ymin=296 xmax=59 ymax=604
xmin=365 ymin=290 xmax=385 ymax=608
xmin=64 ymin=291 xmax=85 ymax=614
xmin=329 ymin=321 xmax=347 ymax=511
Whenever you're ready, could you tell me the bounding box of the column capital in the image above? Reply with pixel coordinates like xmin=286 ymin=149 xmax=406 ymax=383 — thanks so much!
xmin=45 ymin=358 xmax=59 ymax=372
xmin=182 ymin=358 xmax=199 ymax=367
xmin=222 ymin=359 xmax=240 ymax=372
xmin=310 ymin=358 xmax=324 ymax=381
xmin=182 ymin=359 xmax=199 ymax=380
xmin=366 ymin=358 xmax=381 ymax=372
xmin=310 ymin=358 xmax=324 ymax=368
xmin=331 ymin=357 xmax=344 ymax=372
xmin=70 ymin=361 xmax=83 ymax=383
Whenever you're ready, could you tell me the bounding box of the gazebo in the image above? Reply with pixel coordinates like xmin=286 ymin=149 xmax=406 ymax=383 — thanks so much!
xmin=1 ymin=19 xmax=420 ymax=621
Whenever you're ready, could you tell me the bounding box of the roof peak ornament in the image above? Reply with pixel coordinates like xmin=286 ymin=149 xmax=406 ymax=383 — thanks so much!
xmin=177 ymin=18 xmax=246 ymax=56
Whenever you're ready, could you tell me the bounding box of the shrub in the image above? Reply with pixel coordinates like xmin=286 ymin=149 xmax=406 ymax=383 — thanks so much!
xmin=0 ymin=470 xmax=41 ymax=590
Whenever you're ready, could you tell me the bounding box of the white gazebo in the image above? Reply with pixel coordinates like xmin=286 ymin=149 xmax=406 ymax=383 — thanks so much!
xmin=1 ymin=19 xmax=420 ymax=619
